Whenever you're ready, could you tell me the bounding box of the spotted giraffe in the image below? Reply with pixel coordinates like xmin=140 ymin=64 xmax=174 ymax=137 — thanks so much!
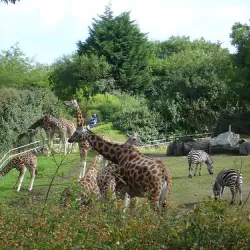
xmin=0 ymin=152 xmax=37 ymax=192
xmin=63 ymin=99 xmax=110 ymax=179
xmin=97 ymin=132 xmax=143 ymax=201
xmin=68 ymin=128 xmax=172 ymax=209
xmin=61 ymin=155 xmax=102 ymax=206
xmin=59 ymin=117 xmax=76 ymax=153
xmin=28 ymin=115 xmax=67 ymax=155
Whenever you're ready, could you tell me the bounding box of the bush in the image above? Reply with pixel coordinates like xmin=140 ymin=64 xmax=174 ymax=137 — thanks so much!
xmin=0 ymin=200 xmax=250 ymax=249
xmin=112 ymin=106 xmax=163 ymax=142
xmin=0 ymin=87 xmax=67 ymax=155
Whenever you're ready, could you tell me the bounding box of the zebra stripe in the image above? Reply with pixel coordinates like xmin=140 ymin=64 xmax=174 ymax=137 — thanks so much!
xmin=188 ymin=149 xmax=213 ymax=178
xmin=213 ymin=169 xmax=243 ymax=205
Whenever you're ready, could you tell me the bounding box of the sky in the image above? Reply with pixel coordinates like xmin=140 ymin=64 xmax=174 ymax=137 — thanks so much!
xmin=0 ymin=0 xmax=249 ymax=65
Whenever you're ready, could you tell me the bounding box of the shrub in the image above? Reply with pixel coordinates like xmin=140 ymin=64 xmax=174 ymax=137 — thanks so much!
xmin=0 ymin=87 xmax=67 ymax=155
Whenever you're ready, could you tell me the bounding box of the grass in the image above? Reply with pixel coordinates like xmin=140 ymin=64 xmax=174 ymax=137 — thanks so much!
xmin=1 ymin=123 xmax=250 ymax=207
xmin=1 ymin=146 xmax=250 ymax=208
xmin=1 ymin=128 xmax=250 ymax=249
xmin=164 ymin=154 xmax=250 ymax=207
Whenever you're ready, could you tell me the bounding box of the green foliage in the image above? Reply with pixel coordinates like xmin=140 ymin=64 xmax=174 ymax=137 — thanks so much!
xmin=230 ymin=22 xmax=250 ymax=109
xmin=0 ymin=44 xmax=50 ymax=88
xmin=77 ymin=4 xmax=152 ymax=95
xmin=1 ymin=148 xmax=250 ymax=249
xmin=112 ymin=106 xmax=163 ymax=142
xmin=81 ymin=93 xmax=162 ymax=141
xmin=0 ymin=87 xmax=65 ymax=155
xmin=81 ymin=92 xmax=143 ymax=121
xmin=1 ymin=199 xmax=250 ymax=249
xmin=149 ymin=37 xmax=234 ymax=133
xmin=49 ymin=54 xmax=111 ymax=100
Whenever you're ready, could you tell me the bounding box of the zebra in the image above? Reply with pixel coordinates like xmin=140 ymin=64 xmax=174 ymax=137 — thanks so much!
xmin=187 ymin=149 xmax=213 ymax=178
xmin=212 ymin=169 xmax=243 ymax=205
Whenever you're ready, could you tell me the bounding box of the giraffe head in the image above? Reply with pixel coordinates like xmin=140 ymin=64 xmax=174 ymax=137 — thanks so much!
xmin=63 ymin=99 xmax=79 ymax=109
xmin=68 ymin=126 xmax=89 ymax=143
xmin=125 ymin=132 xmax=143 ymax=147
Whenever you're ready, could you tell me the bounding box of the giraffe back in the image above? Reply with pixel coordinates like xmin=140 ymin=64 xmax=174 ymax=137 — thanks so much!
xmin=0 ymin=152 xmax=37 ymax=176
xmin=59 ymin=117 xmax=76 ymax=137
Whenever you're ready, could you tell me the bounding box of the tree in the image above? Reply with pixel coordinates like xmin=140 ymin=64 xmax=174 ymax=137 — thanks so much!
xmin=148 ymin=37 xmax=233 ymax=133
xmin=0 ymin=44 xmax=50 ymax=88
xmin=1 ymin=0 xmax=19 ymax=4
xmin=77 ymin=4 xmax=152 ymax=95
xmin=230 ymin=22 xmax=250 ymax=109
xmin=49 ymin=53 xmax=111 ymax=100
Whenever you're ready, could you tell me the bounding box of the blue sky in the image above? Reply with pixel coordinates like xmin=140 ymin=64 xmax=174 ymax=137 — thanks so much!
xmin=0 ymin=0 xmax=249 ymax=65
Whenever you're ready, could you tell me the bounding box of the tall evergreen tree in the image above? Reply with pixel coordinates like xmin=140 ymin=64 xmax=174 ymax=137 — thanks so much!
xmin=77 ymin=5 xmax=152 ymax=95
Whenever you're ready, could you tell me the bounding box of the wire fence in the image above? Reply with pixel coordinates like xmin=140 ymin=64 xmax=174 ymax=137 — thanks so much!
xmin=0 ymin=132 xmax=213 ymax=169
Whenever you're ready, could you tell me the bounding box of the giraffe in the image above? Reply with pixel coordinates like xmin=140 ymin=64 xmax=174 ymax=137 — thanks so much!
xmin=0 ymin=152 xmax=37 ymax=192
xmin=28 ymin=115 xmax=67 ymax=155
xmin=68 ymin=128 xmax=172 ymax=209
xmin=61 ymin=155 xmax=102 ymax=206
xmin=58 ymin=117 xmax=76 ymax=153
xmin=63 ymin=99 xmax=110 ymax=179
xmin=97 ymin=131 xmax=143 ymax=201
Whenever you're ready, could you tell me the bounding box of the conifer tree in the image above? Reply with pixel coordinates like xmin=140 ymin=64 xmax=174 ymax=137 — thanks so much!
xmin=77 ymin=4 xmax=152 ymax=95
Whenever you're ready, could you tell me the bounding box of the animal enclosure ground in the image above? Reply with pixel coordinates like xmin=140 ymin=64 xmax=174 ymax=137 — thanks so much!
xmin=1 ymin=149 xmax=250 ymax=209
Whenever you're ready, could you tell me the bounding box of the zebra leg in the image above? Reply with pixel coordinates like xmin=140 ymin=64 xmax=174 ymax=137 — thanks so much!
xmin=198 ymin=163 xmax=202 ymax=176
xmin=239 ymin=186 xmax=243 ymax=205
xmin=194 ymin=164 xmax=198 ymax=176
xmin=188 ymin=164 xmax=193 ymax=178
xmin=219 ymin=186 xmax=224 ymax=200
xmin=229 ymin=186 xmax=235 ymax=205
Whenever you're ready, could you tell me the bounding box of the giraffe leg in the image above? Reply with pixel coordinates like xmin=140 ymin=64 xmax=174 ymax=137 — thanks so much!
xmin=79 ymin=160 xmax=86 ymax=180
xmin=17 ymin=166 xmax=27 ymax=192
xmin=123 ymin=192 xmax=131 ymax=208
xmin=79 ymin=149 xmax=88 ymax=179
xmin=46 ymin=133 xmax=52 ymax=156
xmin=28 ymin=167 xmax=36 ymax=191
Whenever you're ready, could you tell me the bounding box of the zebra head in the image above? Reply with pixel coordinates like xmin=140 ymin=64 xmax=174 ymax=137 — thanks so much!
xmin=206 ymin=163 xmax=213 ymax=175
xmin=205 ymin=157 xmax=213 ymax=175
xmin=212 ymin=181 xmax=220 ymax=200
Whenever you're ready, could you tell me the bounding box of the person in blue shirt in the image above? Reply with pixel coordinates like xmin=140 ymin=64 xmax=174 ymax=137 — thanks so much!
xmin=89 ymin=114 xmax=98 ymax=128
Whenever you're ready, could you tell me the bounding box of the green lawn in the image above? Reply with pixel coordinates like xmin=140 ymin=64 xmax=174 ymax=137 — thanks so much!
xmin=163 ymin=154 xmax=250 ymax=207
xmin=1 ymin=146 xmax=250 ymax=208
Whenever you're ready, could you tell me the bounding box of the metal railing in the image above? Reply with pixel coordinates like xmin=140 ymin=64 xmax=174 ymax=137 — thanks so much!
xmin=0 ymin=133 xmax=212 ymax=168
xmin=0 ymin=141 xmax=43 ymax=169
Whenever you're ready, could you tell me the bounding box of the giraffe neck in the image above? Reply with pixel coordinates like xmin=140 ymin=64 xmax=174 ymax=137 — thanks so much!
xmin=87 ymin=134 xmax=136 ymax=164
xmin=29 ymin=117 xmax=44 ymax=130
xmin=0 ymin=162 xmax=13 ymax=177
xmin=76 ymin=107 xmax=84 ymax=127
